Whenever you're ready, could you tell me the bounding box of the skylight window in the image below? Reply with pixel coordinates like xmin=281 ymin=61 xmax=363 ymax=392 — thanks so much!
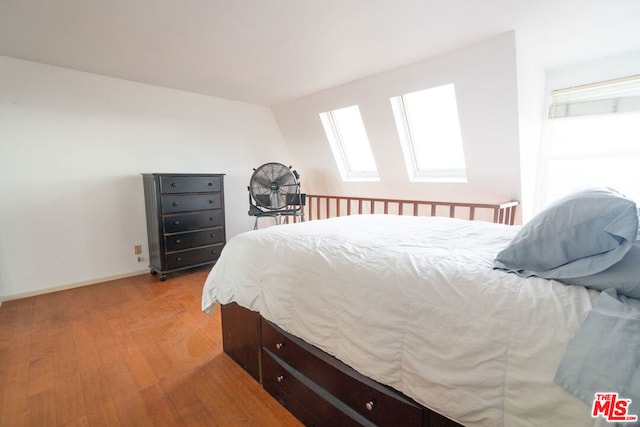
xmin=391 ymin=84 xmax=467 ymax=182
xmin=319 ymin=105 xmax=379 ymax=181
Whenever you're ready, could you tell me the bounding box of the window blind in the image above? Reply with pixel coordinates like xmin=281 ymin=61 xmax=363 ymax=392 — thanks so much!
xmin=549 ymin=74 xmax=640 ymax=118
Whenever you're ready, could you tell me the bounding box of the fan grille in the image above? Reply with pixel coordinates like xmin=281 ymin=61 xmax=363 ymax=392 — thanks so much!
xmin=250 ymin=162 xmax=299 ymax=210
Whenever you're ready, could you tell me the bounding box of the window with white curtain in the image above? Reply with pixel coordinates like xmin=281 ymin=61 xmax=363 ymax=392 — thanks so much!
xmin=539 ymin=74 xmax=640 ymax=206
xmin=390 ymin=84 xmax=467 ymax=182
xmin=319 ymin=105 xmax=379 ymax=181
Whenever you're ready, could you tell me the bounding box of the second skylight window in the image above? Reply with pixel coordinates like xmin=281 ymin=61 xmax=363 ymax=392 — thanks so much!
xmin=391 ymin=83 xmax=467 ymax=182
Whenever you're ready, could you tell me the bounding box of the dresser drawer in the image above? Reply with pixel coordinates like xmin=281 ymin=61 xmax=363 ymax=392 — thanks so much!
xmin=262 ymin=350 xmax=364 ymax=427
xmin=162 ymin=193 xmax=222 ymax=213
xmin=165 ymin=244 xmax=224 ymax=270
xmin=262 ymin=319 xmax=423 ymax=426
xmin=165 ymin=227 xmax=224 ymax=252
xmin=160 ymin=175 xmax=222 ymax=194
xmin=163 ymin=210 xmax=223 ymax=233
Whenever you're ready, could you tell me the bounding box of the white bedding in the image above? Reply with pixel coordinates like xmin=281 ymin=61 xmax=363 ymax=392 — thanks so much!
xmin=202 ymin=214 xmax=604 ymax=427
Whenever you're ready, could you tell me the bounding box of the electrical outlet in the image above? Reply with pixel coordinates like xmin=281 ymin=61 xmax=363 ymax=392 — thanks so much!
xmin=134 ymin=244 xmax=142 ymax=255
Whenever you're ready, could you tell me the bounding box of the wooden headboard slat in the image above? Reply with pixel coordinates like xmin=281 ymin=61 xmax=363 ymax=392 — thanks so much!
xmin=289 ymin=195 xmax=519 ymax=225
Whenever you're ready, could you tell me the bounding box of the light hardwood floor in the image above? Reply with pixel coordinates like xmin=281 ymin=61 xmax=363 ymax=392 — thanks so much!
xmin=0 ymin=268 xmax=302 ymax=427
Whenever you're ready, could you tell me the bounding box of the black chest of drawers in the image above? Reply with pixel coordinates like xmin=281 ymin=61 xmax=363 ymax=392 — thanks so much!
xmin=142 ymin=173 xmax=225 ymax=281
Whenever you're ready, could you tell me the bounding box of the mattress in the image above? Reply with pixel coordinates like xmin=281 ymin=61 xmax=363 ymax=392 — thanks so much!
xmin=202 ymin=214 xmax=604 ymax=426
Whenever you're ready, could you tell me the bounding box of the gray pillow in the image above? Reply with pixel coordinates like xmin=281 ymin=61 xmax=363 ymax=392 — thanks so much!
xmin=494 ymin=188 xmax=638 ymax=279
xmin=563 ymin=242 xmax=640 ymax=299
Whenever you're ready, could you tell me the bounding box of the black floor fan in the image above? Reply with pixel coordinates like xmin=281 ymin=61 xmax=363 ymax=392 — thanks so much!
xmin=248 ymin=162 xmax=305 ymax=229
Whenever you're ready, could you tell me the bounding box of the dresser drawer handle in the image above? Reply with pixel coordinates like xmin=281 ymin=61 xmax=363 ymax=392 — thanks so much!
xmin=365 ymin=400 xmax=376 ymax=411
xmin=173 ymin=220 xmax=180 ymax=225
xmin=208 ymin=182 xmax=214 ymax=186
xmin=172 ymin=202 xmax=178 ymax=206
xmin=209 ymin=217 xmax=215 ymax=221
xmin=209 ymin=200 xmax=215 ymax=204
xmin=210 ymin=233 xmax=216 ymax=238
xmin=210 ymin=249 xmax=216 ymax=255
xmin=171 ymin=183 xmax=177 ymax=187
xmin=275 ymin=342 xmax=284 ymax=350
xmin=276 ymin=375 xmax=284 ymax=383
xmin=176 ymin=257 xmax=183 ymax=262
xmin=175 ymin=239 xmax=181 ymax=244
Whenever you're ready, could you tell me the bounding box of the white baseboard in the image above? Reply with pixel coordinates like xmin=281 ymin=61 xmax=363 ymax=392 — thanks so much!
xmin=0 ymin=269 xmax=150 ymax=302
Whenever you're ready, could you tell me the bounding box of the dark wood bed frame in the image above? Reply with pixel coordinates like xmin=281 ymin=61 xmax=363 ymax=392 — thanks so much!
xmin=221 ymin=302 xmax=462 ymax=427
xmin=220 ymin=196 xmax=519 ymax=426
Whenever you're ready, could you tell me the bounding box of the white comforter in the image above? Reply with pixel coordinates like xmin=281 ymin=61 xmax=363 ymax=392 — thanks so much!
xmin=202 ymin=215 xmax=603 ymax=427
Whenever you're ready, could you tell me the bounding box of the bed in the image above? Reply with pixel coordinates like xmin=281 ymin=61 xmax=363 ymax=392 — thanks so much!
xmin=201 ymin=191 xmax=640 ymax=427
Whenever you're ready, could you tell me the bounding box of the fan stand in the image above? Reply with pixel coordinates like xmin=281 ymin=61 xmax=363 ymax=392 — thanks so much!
xmin=249 ymin=193 xmax=305 ymax=230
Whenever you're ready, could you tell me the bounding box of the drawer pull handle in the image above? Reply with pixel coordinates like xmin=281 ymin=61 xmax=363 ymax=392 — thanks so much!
xmin=276 ymin=375 xmax=284 ymax=383
xmin=210 ymin=233 xmax=216 ymax=238
xmin=209 ymin=200 xmax=214 ymax=204
xmin=175 ymin=239 xmax=181 ymax=244
xmin=210 ymin=249 xmax=216 ymax=255
xmin=209 ymin=217 xmax=215 ymax=221
xmin=172 ymin=202 xmax=178 ymax=206
xmin=173 ymin=221 xmax=180 ymax=225
xmin=208 ymin=182 xmax=214 ymax=186
xmin=171 ymin=183 xmax=177 ymax=187
xmin=275 ymin=342 xmax=284 ymax=350
xmin=176 ymin=257 xmax=182 ymax=262
xmin=365 ymin=400 xmax=375 ymax=411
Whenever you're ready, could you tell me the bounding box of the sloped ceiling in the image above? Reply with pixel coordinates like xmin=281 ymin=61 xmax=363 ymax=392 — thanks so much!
xmin=1 ymin=0 xmax=639 ymax=106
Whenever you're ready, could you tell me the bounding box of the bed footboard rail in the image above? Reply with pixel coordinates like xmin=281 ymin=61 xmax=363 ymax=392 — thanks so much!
xmin=298 ymin=195 xmax=519 ymax=225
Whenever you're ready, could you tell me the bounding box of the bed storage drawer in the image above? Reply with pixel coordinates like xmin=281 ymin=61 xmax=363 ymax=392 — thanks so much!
xmin=262 ymin=350 xmax=365 ymax=427
xmin=262 ymin=319 xmax=423 ymax=427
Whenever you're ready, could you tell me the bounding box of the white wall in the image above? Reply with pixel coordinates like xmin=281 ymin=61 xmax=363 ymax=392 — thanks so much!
xmin=513 ymin=32 xmax=547 ymax=222
xmin=0 ymin=56 xmax=292 ymax=300
xmin=544 ymin=49 xmax=640 ymax=98
xmin=272 ymin=32 xmax=521 ymax=206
